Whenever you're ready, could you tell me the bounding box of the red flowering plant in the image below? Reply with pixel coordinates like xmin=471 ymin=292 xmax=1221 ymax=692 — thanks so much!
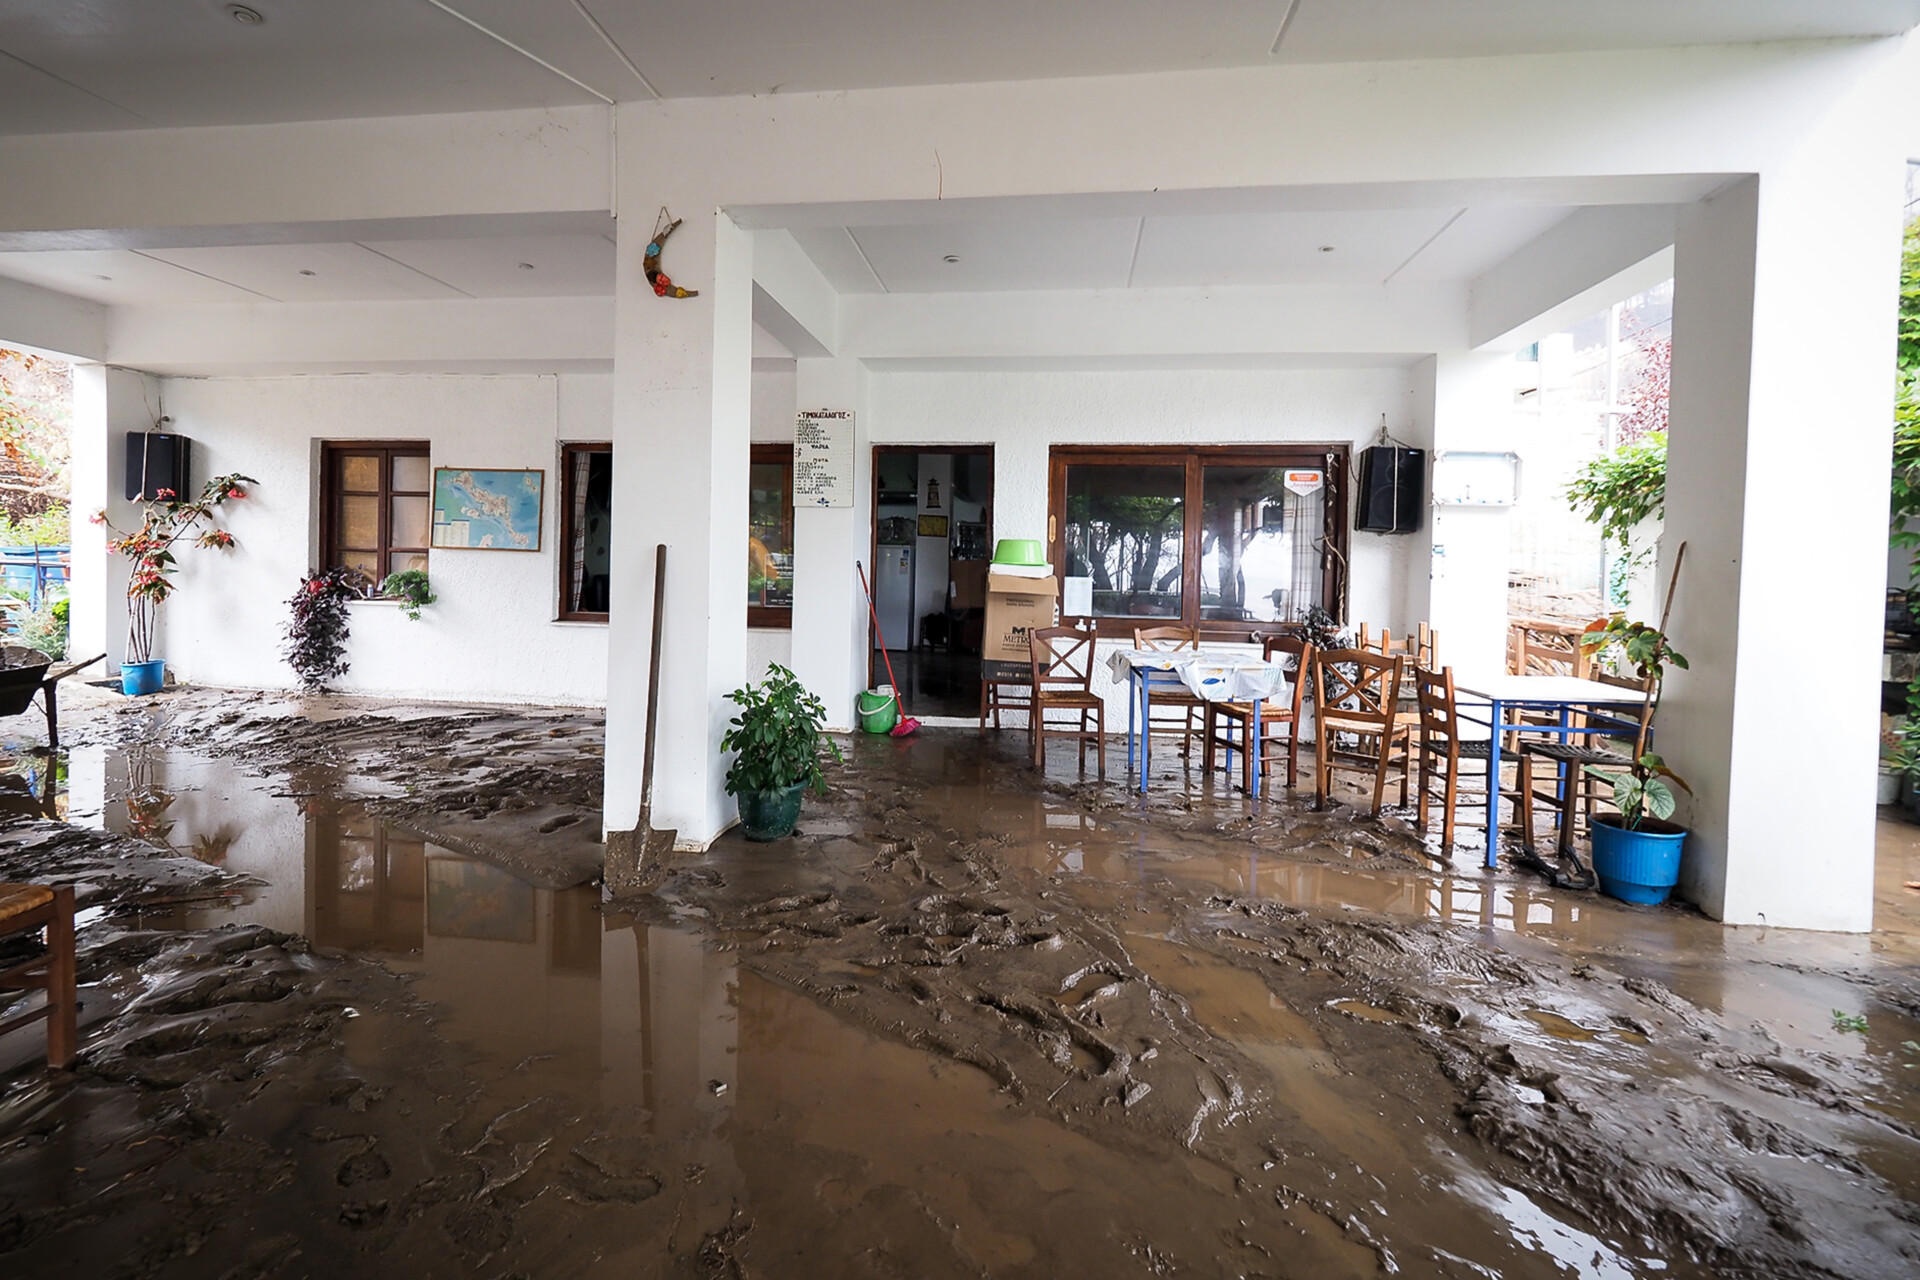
xmin=97 ymin=472 xmax=255 ymax=665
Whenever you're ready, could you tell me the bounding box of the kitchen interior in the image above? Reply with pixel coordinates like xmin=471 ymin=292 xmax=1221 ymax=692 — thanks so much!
xmin=871 ymin=448 xmax=993 ymax=718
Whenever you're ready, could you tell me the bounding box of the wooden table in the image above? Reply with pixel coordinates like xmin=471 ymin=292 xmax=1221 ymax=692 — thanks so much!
xmin=1452 ymin=674 xmax=1646 ymax=869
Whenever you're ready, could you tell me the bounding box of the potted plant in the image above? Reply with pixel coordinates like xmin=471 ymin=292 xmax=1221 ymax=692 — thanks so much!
xmin=721 ymin=664 xmax=841 ymax=841
xmin=1880 ymin=720 xmax=1914 ymax=807
xmin=284 ymin=567 xmax=360 ymax=691
xmin=96 ymin=473 xmax=253 ymax=695
xmin=1578 ymin=549 xmax=1692 ymax=904
xmin=378 ymin=569 xmax=435 ymax=621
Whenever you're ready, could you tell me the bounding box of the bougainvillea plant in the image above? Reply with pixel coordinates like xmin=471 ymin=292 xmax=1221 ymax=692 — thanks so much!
xmin=283 ymin=567 xmax=359 ymax=691
xmin=95 ymin=472 xmax=253 ymax=665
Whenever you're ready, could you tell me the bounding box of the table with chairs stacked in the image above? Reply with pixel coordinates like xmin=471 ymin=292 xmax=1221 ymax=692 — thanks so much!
xmin=1021 ymin=614 xmax=1652 ymax=879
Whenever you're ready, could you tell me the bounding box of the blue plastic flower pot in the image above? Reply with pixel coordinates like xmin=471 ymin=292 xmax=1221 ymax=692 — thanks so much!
xmin=120 ymin=659 xmax=165 ymax=697
xmin=1589 ymin=815 xmax=1686 ymax=905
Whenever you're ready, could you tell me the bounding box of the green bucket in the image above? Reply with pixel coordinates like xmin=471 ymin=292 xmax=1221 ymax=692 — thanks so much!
xmin=856 ymin=690 xmax=899 ymax=734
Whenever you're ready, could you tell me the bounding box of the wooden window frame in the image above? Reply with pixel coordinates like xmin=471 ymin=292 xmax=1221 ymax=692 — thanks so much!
xmin=320 ymin=441 xmax=431 ymax=596
xmin=749 ymin=443 xmax=795 ymax=630
xmin=1046 ymin=444 xmax=1349 ymax=641
xmin=558 ymin=442 xmax=612 ymax=623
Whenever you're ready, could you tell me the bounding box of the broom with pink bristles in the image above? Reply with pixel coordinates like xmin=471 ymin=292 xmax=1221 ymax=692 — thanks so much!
xmin=856 ymin=561 xmax=920 ymax=737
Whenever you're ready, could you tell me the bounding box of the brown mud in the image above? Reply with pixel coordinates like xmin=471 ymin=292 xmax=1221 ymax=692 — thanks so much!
xmin=2 ymin=689 xmax=1918 ymax=1278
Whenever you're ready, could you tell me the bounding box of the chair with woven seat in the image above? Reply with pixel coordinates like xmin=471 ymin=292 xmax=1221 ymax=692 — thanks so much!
xmin=1203 ymin=635 xmax=1314 ymax=792
xmin=1411 ymin=665 xmax=1507 ymax=850
xmin=0 ymin=882 xmax=76 ymax=1069
xmin=1515 ymin=672 xmax=1657 ymax=857
xmin=1311 ymin=648 xmax=1412 ymax=815
xmin=1133 ymin=624 xmax=1205 ymax=760
xmin=1028 ymin=624 xmax=1106 ymax=778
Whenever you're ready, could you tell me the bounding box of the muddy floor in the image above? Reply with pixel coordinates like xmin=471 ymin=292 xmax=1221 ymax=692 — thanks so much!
xmin=2 ymin=689 xmax=1919 ymax=1278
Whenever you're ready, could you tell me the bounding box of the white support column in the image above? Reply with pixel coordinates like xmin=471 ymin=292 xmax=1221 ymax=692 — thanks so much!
xmin=1420 ymin=351 xmax=1516 ymax=678
xmin=1662 ymin=141 xmax=1906 ymax=929
xmin=789 ymin=357 xmax=869 ymax=731
xmin=68 ymin=364 xmax=148 ymax=672
xmin=605 ymin=186 xmax=754 ymax=849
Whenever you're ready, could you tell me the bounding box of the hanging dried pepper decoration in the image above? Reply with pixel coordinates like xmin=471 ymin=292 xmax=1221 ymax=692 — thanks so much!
xmin=644 ymin=207 xmax=699 ymax=298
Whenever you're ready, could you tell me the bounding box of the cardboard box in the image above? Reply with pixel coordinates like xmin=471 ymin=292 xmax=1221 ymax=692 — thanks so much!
xmin=949 ymin=559 xmax=989 ymax=611
xmin=981 ymin=571 xmax=1058 ymax=680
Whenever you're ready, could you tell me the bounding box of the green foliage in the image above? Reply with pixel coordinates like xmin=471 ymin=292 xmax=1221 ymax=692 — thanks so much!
xmin=1579 ymin=618 xmax=1690 ymax=830
xmin=1565 ymin=432 xmax=1667 ymax=549
xmin=283 ymin=567 xmax=357 ymax=691
xmin=378 ymin=569 xmax=435 ymax=621
xmin=16 ymin=593 xmax=67 ymax=660
xmin=0 ymin=506 xmax=70 ymax=546
xmin=1899 ymin=218 xmax=1919 ymax=378
xmin=1832 ymin=1010 xmax=1870 ymax=1035
xmin=99 ymin=472 xmax=253 ymax=663
xmin=1585 ymin=754 xmax=1689 ymax=828
xmin=720 ymin=664 xmax=841 ymax=797
xmin=1580 ymin=615 xmax=1688 ymax=682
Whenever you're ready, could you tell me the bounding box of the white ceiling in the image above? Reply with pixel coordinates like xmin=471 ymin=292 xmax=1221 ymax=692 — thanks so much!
xmin=0 ymin=1 xmax=1913 ymax=135
xmin=790 ymin=204 xmax=1577 ymax=293
xmin=0 ymin=201 xmax=1579 ymax=303
xmin=0 ymin=233 xmax=616 ymax=304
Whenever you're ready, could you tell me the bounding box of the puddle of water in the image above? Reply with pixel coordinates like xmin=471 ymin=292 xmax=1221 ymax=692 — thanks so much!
xmin=1521 ymin=1009 xmax=1648 ymax=1047
xmin=1329 ymin=998 xmax=1411 ymax=1024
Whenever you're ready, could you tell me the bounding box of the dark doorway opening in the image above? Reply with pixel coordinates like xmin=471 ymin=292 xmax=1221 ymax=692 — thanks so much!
xmin=869 ymin=446 xmax=993 ymax=718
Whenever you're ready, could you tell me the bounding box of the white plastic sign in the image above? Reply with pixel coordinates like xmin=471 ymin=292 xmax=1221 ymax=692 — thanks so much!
xmin=794 ymin=410 xmax=853 ymax=508
xmin=1283 ymin=469 xmax=1324 ymax=497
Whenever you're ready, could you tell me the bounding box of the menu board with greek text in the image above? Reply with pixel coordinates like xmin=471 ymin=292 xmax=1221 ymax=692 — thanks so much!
xmin=794 ymin=410 xmax=853 ymax=508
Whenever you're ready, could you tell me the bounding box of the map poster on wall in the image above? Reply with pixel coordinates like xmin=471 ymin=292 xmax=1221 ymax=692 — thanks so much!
xmin=794 ymin=409 xmax=854 ymax=508
xmin=432 ymin=467 xmax=545 ymax=551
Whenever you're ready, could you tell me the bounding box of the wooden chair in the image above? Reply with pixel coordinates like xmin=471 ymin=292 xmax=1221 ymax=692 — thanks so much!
xmin=1311 ymin=648 xmax=1412 ymax=815
xmin=1356 ymin=622 xmax=1438 ymax=667
xmin=1133 ymin=624 xmax=1205 ymax=759
xmin=1411 ymin=665 xmax=1501 ymax=850
xmin=978 ymin=671 xmax=1032 ymax=734
xmin=1203 ymin=636 xmax=1314 ymax=792
xmin=1516 ymin=672 xmax=1657 ymax=857
xmin=1028 ymin=625 xmax=1106 ymax=778
xmin=0 ymin=883 xmax=77 ymax=1069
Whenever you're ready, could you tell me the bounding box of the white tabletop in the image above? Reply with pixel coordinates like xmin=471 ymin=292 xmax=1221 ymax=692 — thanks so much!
xmin=1452 ymin=674 xmax=1643 ymax=704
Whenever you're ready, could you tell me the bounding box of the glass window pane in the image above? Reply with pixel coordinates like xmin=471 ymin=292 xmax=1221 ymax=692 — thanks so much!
xmin=391 ymin=454 xmax=431 ymax=492
xmin=748 ymin=460 xmax=794 ymax=610
xmin=1062 ymin=464 xmax=1184 ymax=618
xmin=390 ymin=495 xmax=429 ymax=549
xmin=340 ymin=455 xmax=379 ymax=491
xmin=1200 ymin=466 xmax=1323 ymax=624
xmin=389 ymin=551 xmax=428 ymax=578
xmin=569 ymin=450 xmax=613 ymax=614
xmin=339 ymin=495 xmax=379 ymax=549
xmin=341 ymin=551 xmax=379 ymax=584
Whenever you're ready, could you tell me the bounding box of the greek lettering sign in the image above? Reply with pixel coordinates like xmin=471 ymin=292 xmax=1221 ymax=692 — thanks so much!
xmin=794 ymin=410 xmax=853 ymax=508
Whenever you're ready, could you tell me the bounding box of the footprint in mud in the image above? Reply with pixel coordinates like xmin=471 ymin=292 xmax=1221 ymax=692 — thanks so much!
xmin=336 ymin=1149 xmax=392 ymax=1187
xmin=1328 ymin=998 xmax=1412 ymax=1025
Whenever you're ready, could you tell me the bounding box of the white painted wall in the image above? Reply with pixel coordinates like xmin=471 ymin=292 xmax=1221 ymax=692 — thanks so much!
xmin=145 ymin=373 xmax=611 ymax=704
xmin=862 ymin=363 xmax=1424 ymax=722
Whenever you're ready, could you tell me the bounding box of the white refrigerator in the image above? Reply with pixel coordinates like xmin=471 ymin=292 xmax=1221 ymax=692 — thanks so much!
xmin=874 ymin=545 xmax=915 ymax=649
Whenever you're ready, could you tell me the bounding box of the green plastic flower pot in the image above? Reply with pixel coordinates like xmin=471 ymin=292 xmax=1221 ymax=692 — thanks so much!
xmin=856 ymin=690 xmax=899 ymax=734
xmin=738 ymin=782 xmax=806 ymax=841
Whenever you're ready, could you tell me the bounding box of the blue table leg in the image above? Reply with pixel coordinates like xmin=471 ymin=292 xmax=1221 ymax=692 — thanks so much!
xmin=1127 ymin=668 xmax=1138 ymax=772
xmin=1137 ymin=671 xmax=1152 ymax=794
xmin=1484 ymin=700 xmax=1504 ymax=869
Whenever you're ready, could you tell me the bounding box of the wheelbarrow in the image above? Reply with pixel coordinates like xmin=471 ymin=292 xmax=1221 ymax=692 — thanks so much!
xmin=0 ymin=646 xmax=104 ymax=751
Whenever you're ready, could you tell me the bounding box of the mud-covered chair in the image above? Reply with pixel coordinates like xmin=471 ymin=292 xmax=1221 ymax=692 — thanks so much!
xmin=1028 ymin=625 xmax=1106 ymax=778
xmin=1411 ymin=665 xmax=1503 ymax=850
xmin=1516 ymin=671 xmax=1657 ymax=857
xmin=1311 ymin=648 xmax=1411 ymax=815
xmin=0 ymin=883 xmax=77 ymax=1069
xmin=1203 ymin=635 xmax=1314 ymax=792
xmin=1133 ymin=624 xmax=1204 ymax=760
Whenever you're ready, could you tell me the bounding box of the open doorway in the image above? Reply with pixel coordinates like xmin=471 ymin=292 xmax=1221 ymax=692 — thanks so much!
xmin=869 ymin=446 xmax=993 ymax=718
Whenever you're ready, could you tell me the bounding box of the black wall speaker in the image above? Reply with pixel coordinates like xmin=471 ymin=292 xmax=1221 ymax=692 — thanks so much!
xmin=124 ymin=432 xmax=192 ymax=503
xmin=1354 ymin=446 xmax=1424 ymax=534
